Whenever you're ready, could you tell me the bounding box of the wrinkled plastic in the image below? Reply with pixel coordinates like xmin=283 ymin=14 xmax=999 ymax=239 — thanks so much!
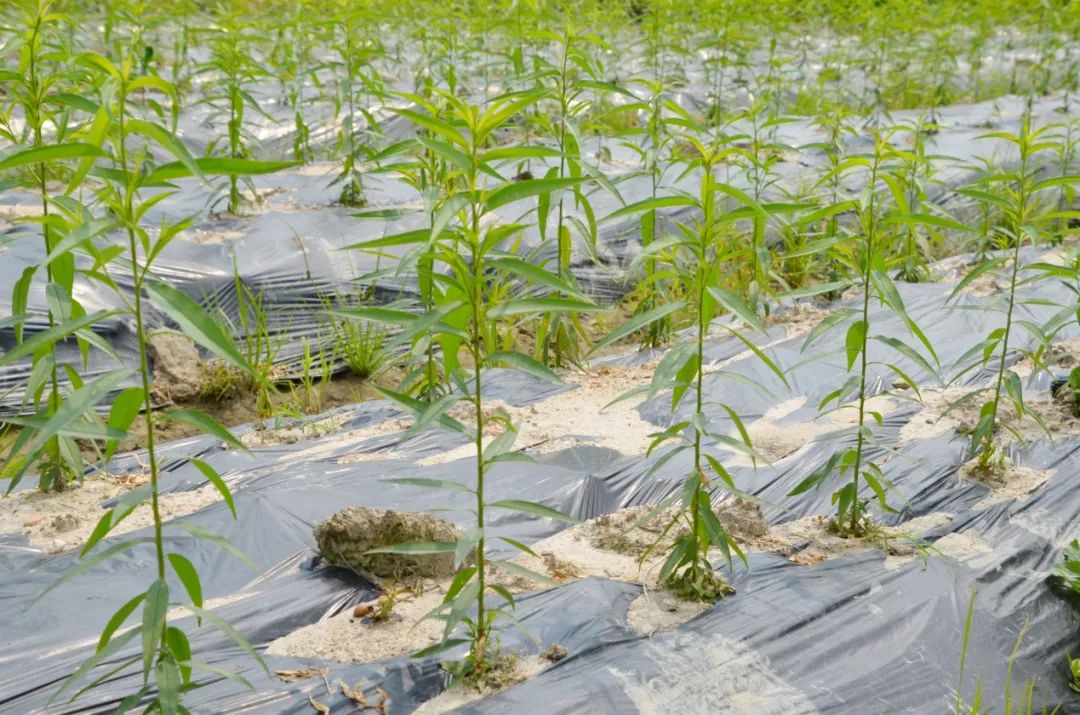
xmin=2 ymin=262 xmax=1079 ymax=712
xmin=1 ymin=88 xmax=1076 ymax=414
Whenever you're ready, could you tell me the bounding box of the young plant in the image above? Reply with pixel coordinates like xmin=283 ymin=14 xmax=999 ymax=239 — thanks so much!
xmin=950 ymin=119 xmax=1078 ymax=474
xmin=352 ymin=91 xmax=593 ymax=682
xmin=790 ymin=128 xmax=942 ymax=536
xmin=619 ymin=77 xmax=680 ymax=348
xmin=598 ymin=121 xmax=788 ymax=600
xmin=195 ymin=17 xmax=274 ymax=215
xmin=40 ymin=49 xmax=286 ymax=711
xmin=324 ymin=2 xmax=385 ymax=206
xmin=531 ymin=27 xmax=615 ymax=368
xmin=0 ymin=0 xmax=113 ymax=492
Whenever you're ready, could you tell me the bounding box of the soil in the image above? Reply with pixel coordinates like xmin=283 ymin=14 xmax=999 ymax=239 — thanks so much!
xmin=729 ymin=393 xmax=900 ymax=466
xmin=417 ymin=363 xmax=665 ymax=463
xmin=0 ymin=471 xmax=229 ymax=553
xmin=270 ymin=500 xmax=770 ymax=664
xmin=747 ymin=512 xmax=955 ymax=566
xmin=764 ymin=302 xmax=836 ymax=339
xmin=125 ymin=368 xmax=404 ymax=451
xmin=900 ymin=385 xmax=1080 ymax=445
xmin=148 ymin=333 xmax=203 ymax=402
xmin=412 ymin=656 xmax=546 ymax=715
xmin=240 ymin=414 xmax=344 ymax=448
xmin=959 ymin=459 xmax=1055 ymax=509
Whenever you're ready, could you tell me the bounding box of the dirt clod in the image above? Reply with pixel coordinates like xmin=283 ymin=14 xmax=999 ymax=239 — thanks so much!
xmin=315 ymin=506 xmax=461 ymax=580
xmin=148 ymin=333 xmax=202 ymax=402
xmin=542 ymin=643 xmax=569 ymax=662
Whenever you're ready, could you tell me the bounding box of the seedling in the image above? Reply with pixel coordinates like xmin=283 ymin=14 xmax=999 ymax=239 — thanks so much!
xmin=598 ymin=117 xmax=789 ymax=600
xmin=949 ymin=119 xmax=1079 ymax=473
xmin=790 ymin=127 xmax=943 ymax=536
xmin=353 ymin=91 xmax=593 ymax=682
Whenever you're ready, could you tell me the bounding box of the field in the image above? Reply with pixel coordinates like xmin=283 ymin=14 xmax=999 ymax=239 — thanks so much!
xmin=1 ymin=0 xmax=1080 ymax=712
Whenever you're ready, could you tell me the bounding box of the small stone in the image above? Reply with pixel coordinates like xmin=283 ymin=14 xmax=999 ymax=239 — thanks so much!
xmin=22 ymin=514 xmax=44 ymax=528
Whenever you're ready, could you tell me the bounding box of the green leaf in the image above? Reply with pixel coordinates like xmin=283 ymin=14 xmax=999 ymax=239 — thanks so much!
xmin=142 ymin=579 xmax=169 ymax=679
xmin=146 ymin=286 xmax=252 ymax=374
xmin=707 ymin=286 xmax=767 ymax=333
xmin=486 ymin=499 xmax=579 ymax=523
xmin=127 ymin=119 xmax=203 ymax=182
xmin=183 ymin=605 xmax=268 ymax=674
xmin=168 ymin=553 xmax=203 ymax=609
xmin=171 ymin=520 xmax=260 ymax=573
xmin=487 ymin=256 xmax=586 ymax=298
xmin=97 ymin=592 xmax=146 ymax=653
xmin=0 ymin=310 xmax=112 ymax=366
xmin=490 ymin=559 xmax=558 ymax=586
xmin=0 ymin=143 xmax=106 ymax=172
xmin=488 ymin=297 xmax=603 ymax=318
xmin=166 ymin=409 xmax=246 ymax=452
xmin=484 ymin=350 xmax=562 ymax=383
xmin=498 ymin=536 xmax=538 ymax=557
xmin=484 ymin=177 xmax=586 ymax=212
xmin=144 ymin=157 xmax=298 ymax=185
xmin=382 ymin=477 xmax=474 ymax=493
xmin=188 ymin=458 xmax=237 ymax=518
xmin=845 ymin=320 xmax=867 ymax=371
xmin=455 ymin=528 xmax=481 ymax=569
xmin=883 ymin=212 xmax=975 ymax=234
xmin=601 ymin=195 xmax=697 ymax=222
xmin=589 ymin=301 xmax=687 ymax=356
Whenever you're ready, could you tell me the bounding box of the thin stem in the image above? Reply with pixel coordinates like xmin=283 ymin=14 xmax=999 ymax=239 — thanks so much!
xmin=28 ymin=14 xmax=65 ymax=490
xmin=983 ymin=144 xmax=1029 ymax=463
xmin=468 ymin=135 xmax=487 ymax=675
xmin=117 ymin=78 xmax=166 ymax=580
xmin=849 ymin=152 xmax=880 ymax=533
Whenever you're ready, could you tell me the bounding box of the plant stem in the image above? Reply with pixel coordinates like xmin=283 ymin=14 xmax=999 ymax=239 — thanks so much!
xmin=468 ymin=140 xmax=487 ymax=675
xmin=118 ymin=78 xmax=166 ymax=580
xmin=982 ymin=141 xmax=1029 ymax=464
xmin=849 ymin=152 xmax=880 ymax=533
xmin=28 ymin=13 xmax=65 ymax=491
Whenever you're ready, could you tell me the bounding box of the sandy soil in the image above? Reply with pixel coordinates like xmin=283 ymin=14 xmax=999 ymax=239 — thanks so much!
xmin=731 ymin=394 xmax=901 ymax=466
xmin=418 ymin=364 xmax=664 ymax=464
xmin=748 ymin=512 xmax=954 ymax=566
xmin=240 ymin=414 xmax=345 ymax=448
xmin=269 ymin=502 xmax=768 ymax=664
xmin=764 ymin=303 xmax=836 ymax=339
xmin=412 ymin=656 xmax=547 ymax=715
xmin=959 ymin=460 xmax=1055 ymax=509
xmin=900 ymin=386 xmax=1080 ymax=444
xmin=0 ymin=471 xmax=227 ymax=554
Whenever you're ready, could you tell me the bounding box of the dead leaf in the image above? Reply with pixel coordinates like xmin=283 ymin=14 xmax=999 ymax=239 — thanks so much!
xmin=276 ymin=667 xmax=327 ymax=683
xmin=308 ymin=694 xmax=330 ymax=714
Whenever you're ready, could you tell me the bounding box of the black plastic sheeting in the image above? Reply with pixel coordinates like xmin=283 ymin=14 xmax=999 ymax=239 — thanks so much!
xmin=1 ymin=262 xmax=1079 ymax=713
xmin=1 ymin=88 xmax=1077 ymax=414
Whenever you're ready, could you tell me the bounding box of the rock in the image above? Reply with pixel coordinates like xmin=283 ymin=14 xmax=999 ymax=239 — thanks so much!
xmin=148 ymin=333 xmax=202 ymax=402
xmin=22 ymin=514 xmax=44 ymax=528
xmin=717 ymin=498 xmax=768 ymax=540
xmin=315 ymin=506 xmax=460 ymax=580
